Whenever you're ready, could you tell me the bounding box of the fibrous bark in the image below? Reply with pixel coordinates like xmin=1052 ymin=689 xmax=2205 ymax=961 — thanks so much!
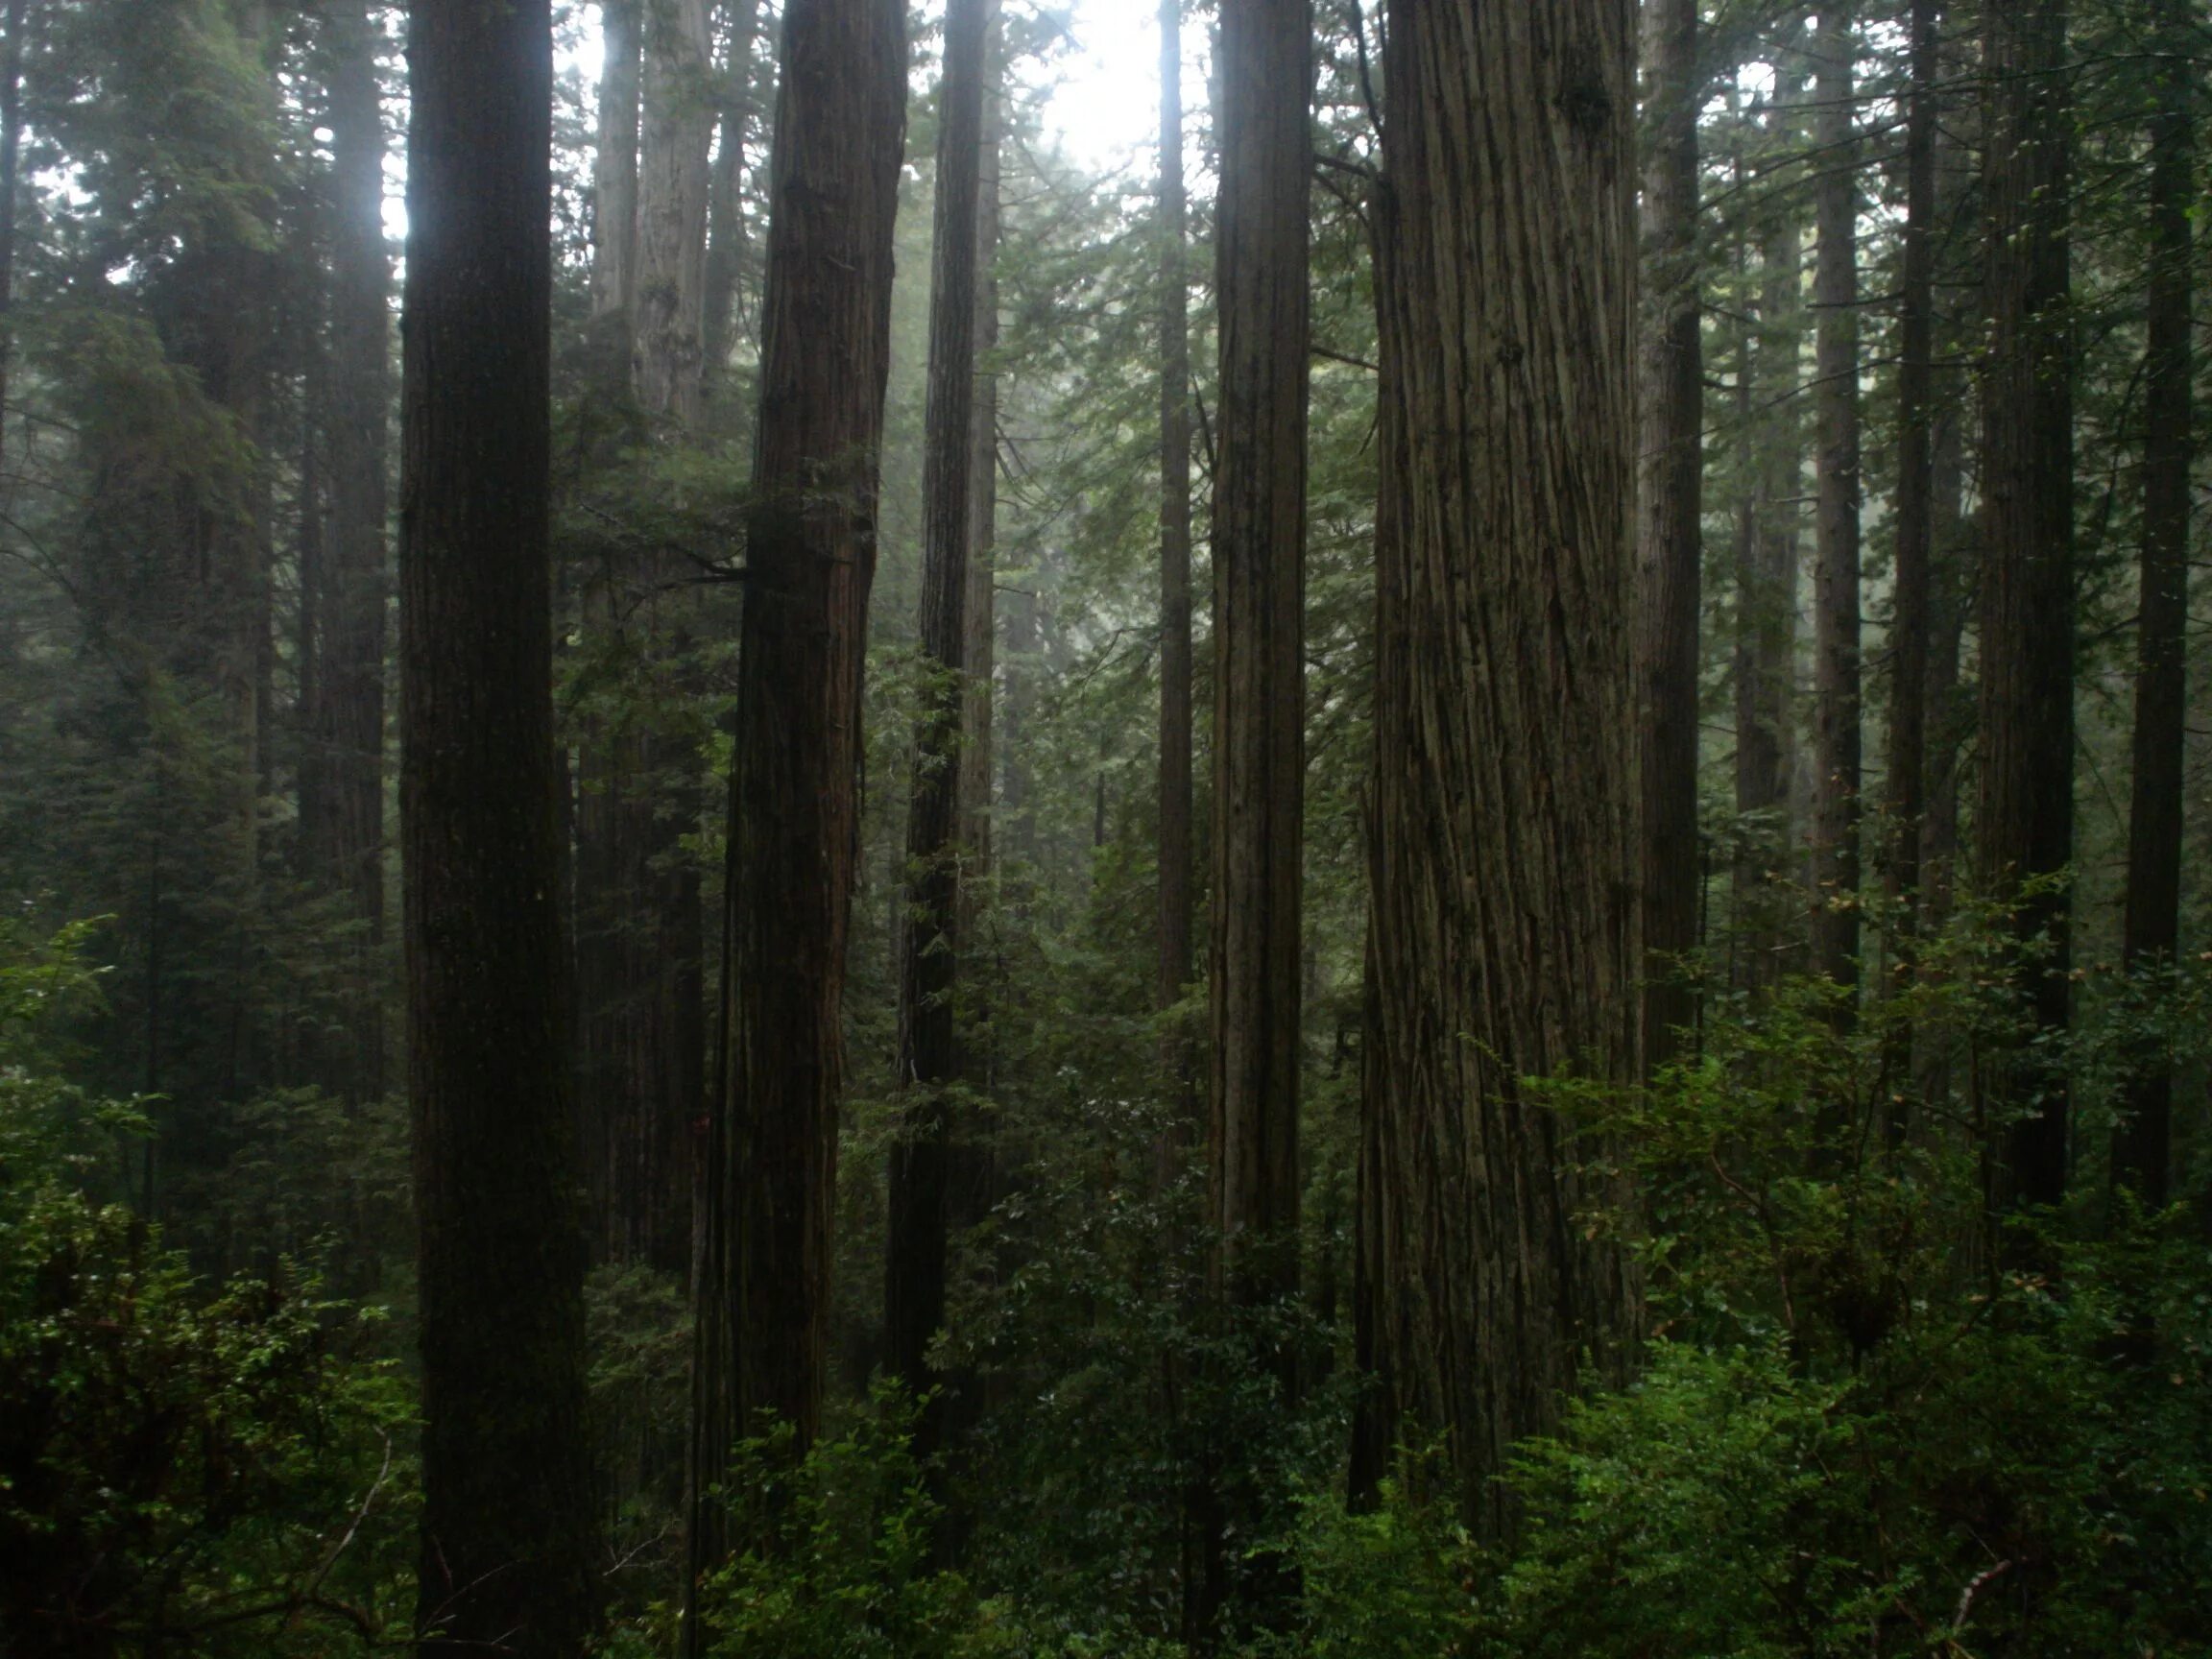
xmin=1352 ymin=0 xmax=1643 ymax=1540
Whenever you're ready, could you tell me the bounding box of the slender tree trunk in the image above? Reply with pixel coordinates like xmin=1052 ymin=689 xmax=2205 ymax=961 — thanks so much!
xmin=1353 ymin=0 xmax=1641 ymax=1542
xmin=592 ymin=0 xmax=643 ymax=340
xmin=685 ymin=0 xmax=904 ymax=1639
xmin=1210 ymin=0 xmax=1309 ymax=1325
xmin=885 ymin=0 xmax=989 ymax=1457
xmin=0 ymin=0 xmax=25 ymax=470
xmin=1733 ymin=70 xmax=1806 ymax=992
xmin=958 ymin=9 xmax=1001 ymax=981
xmin=2114 ymin=0 xmax=2193 ymax=1212
xmin=702 ymin=0 xmax=764 ymax=401
xmin=1157 ymin=0 xmax=1196 ymax=1109
xmin=322 ymin=0 xmax=391 ymax=1106
xmin=1637 ymin=0 xmax=1702 ymax=1070
xmin=1978 ymin=0 xmax=2075 ymax=1224
xmin=400 ymin=2 xmax=601 ymax=1650
xmin=1811 ymin=2 xmax=1862 ymax=1016
xmin=637 ymin=0 xmax=713 ymax=422
xmin=1884 ymin=0 xmax=1938 ymax=1128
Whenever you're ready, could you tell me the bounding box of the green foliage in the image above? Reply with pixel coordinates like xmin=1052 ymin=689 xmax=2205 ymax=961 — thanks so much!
xmin=0 ymin=920 xmax=415 ymax=1655
xmin=695 ymin=1387 xmax=1013 ymax=1659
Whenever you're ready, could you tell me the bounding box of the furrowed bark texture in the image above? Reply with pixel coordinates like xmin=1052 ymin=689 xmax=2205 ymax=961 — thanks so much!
xmin=685 ymin=0 xmax=905 ymax=1636
xmin=1811 ymin=3 xmax=1862 ymax=1014
xmin=1354 ymin=0 xmax=1643 ymax=1539
xmin=885 ymin=0 xmax=989 ymax=1442
xmin=1209 ymin=0 xmax=1309 ymax=1313
xmin=2115 ymin=0 xmax=2193 ymax=1210
xmin=399 ymin=1 xmax=601 ymax=1650
xmin=1635 ymin=0 xmax=1702 ymax=1069
xmin=1977 ymin=0 xmax=2075 ymax=1221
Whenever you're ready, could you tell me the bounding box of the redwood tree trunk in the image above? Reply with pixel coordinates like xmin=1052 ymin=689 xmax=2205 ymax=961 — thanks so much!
xmin=684 ymin=0 xmax=904 ymax=1636
xmin=885 ymin=0 xmax=989 ymax=1452
xmin=1732 ymin=70 xmax=1805 ymax=993
xmin=1636 ymin=0 xmax=1702 ymax=1070
xmin=592 ymin=0 xmax=642 ymax=337
xmin=1353 ymin=0 xmax=1642 ymax=1540
xmin=2115 ymin=0 xmax=2193 ymax=1211
xmin=1157 ymin=0 xmax=1195 ymax=1105
xmin=1810 ymin=2 xmax=1862 ymax=1016
xmin=637 ymin=0 xmax=713 ymax=421
xmin=399 ymin=1 xmax=601 ymax=1650
xmin=1885 ymin=0 xmax=1938 ymax=1123
xmin=1977 ymin=0 xmax=2075 ymax=1223
xmin=307 ymin=0 xmax=390 ymax=1107
xmin=1209 ymin=0 xmax=1308 ymax=1320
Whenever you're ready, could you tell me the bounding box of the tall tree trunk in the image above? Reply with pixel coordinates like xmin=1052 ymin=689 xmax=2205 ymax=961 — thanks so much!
xmin=884 ymin=0 xmax=989 ymax=1455
xmin=1884 ymin=0 xmax=1938 ymax=1125
xmin=684 ymin=0 xmax=905 ymax=1638
xmin=637 ymin=0 xmax=713 ymax=421
xmin=1353 ymin=0 xmax=1642 ymax=1540
xmin=1636 ymin=0 xmax=1702 ymax=1070
xmin=592 ymin=0 xmax=643 ymax=340
xmin=1733 ymin=69 xmax=1806 ymax=993
xmin=958 ymin=8 xmax=1001 ymax=985
xmin=1157 ymin=0 xmax=1195 ymax=1105
xmin=319 ymin=0 xmax=391 ymax=1105
xmin=1810 ymin=1 xmax=1862 ymax=1017
xmin=0 ymin=0 xmax=25 ymax=470
xmin=702 ymin=0 xmax=765 ymax=406
xmin=1977 ymin=0 xmax=2075 ymax=1224
xmin=400 ymin=2 xmax=601 ymax=1650
xmin=1192 ymin=2 xmax=1309 ymax=1639
xmin=2114 ymin=0 xmax=2193 ymax=1212
xmin=1210 ymin=0 xmax=1309 ymax=1325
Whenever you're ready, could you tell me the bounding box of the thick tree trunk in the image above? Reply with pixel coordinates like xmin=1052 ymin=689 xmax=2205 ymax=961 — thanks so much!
xmin=2115 ymin=0 xmax=2193 ymax=1211
xmin=884 ymin=0 xmax=989 ymax=1454
xmin=593 ymin=0 xmax=642 ymax=333
xmin=1977 ymin=0 xmax=2075 ymax=1223
xmin=1157 ymin=0 xmax=1196 ymax=1101
xmin=399 ymin=2 xmax=601 ymax=1651
xmin=1353 ymin=0 xmax=1642 ymax=1540
xmin=318 ymin=0 xmax=390 ymax=1105
xmin=1810 ymin=3 xmax=1862 ymax=1016
xmin=685 ymin=0 xmax=904 ymax=1637
xmin=1636 ymin=0 xmax=1702 ymax=1070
